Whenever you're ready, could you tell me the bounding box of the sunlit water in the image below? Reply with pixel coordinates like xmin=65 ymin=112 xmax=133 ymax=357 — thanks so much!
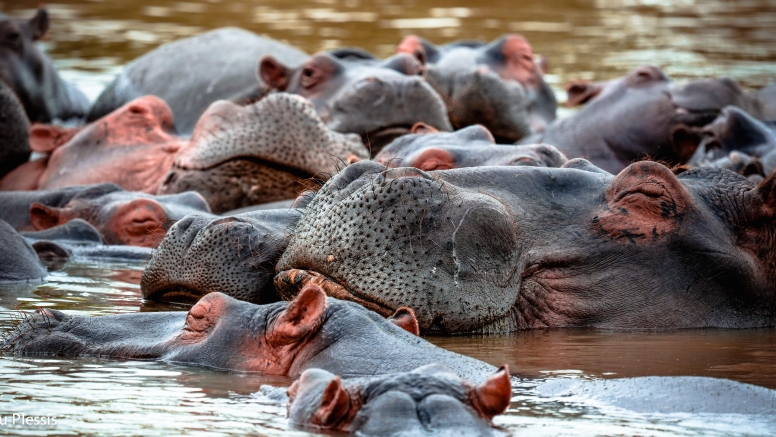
xmin=1 ymin=0 xmax=776 ymax=434
xmin=0 ymin=263 xmax=774 ymax=436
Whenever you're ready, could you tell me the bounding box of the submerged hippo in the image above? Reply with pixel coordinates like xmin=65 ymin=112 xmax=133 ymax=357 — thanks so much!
xmin=685 ymin=106 xmax=776 ymax=177
xmin=88 ymin=28 xmax=308 ymax=134
xmin=542 ymin=66 xmax=767 ymax=174
xmin=375 ymin=124 xmax=567 ymax=170
xmin=157 ymin=93 xmax=368 ymax=213
xmin=288 ymin=364 xmax=510 ymax=436
xmin=0 ymin=219 xmax=47 ymax=283
xmin=397 ymin=34 xmax=556 ymax=138
xmin=273 ymin=160 xmax=776 ymax=333
xmin=0 ymin=8 xmax=88 ymax=123
xmin=0 ymin=183 xmax=212 ymax=247
xmin=259 ymin=50 xmax=452 ymax=154
xmin=1 ymin=94 xmax=368 ymax=213
xmin=4 ymin=285 xmax=494 ymax=381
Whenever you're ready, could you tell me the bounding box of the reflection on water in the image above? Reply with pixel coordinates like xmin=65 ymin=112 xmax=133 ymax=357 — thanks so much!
xmin=0 ymin=263 xmax=775 ymax=436
xmin=4 ymin=0 xmax=776 ymax=103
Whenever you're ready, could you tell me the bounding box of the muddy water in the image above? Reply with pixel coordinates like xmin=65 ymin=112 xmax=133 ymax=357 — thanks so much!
xmin=1 ymin=0 xmax=776 ymax=435
xmin=0 ymin=263 xmax=775 ymax=436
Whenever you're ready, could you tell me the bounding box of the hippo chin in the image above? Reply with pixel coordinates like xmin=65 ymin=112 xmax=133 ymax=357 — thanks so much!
xmin=158 ymin=93 xmax=369 ymax=213
xmin=288 ymin=364 xmax=511 ymax=436
xmin=0 ymin=8 xmax=88 ymax=123
xmin=4 ymin=285 xmax=494 ymax=381
xmin=275 ymin=160 xmax=776 ymax=333
xmin=259 ymin=50 xmax=452 ymax=155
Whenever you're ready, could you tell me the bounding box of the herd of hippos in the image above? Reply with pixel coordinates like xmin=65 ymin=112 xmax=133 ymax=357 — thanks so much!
xmin=1 ymin=7 xmax=776 ymax=435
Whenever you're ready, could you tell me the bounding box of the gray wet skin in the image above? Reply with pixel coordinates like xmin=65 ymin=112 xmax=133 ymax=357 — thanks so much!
xmin=397 ymin=34 xmax=557 ymax=140
xmin=541 ymin=65 xmax=768 ymax=174
xmin=0 ymin=219 xmax=47 ymax=283
xmin=375 ymin=125 xmax=567 ymax=170
xmin=686 ymin=105 xmax=776 ymax=176
xmin=141 ymin=208 xmax=301 ymax=304
xmin=0 ymin=8 xmax=89 ymax=123
xmin=287 ymin=364 xmax=510 ymax=437
xmin=259 ymin=50 xmax=452 ymax=155
xmin=4 ymin=287 xmax=494 ymax=382
xmin=276 ymin=160 xmax=776 ymax=334
xmin=536 ymin=376 xmax=776 ymax=416
xmin=158 ymin=93 xmax=369 ymax=213
xmin=0 ymin=80 xmax=30 ymax=179
xmin=88 ymin=28 xmax=308 ymax=134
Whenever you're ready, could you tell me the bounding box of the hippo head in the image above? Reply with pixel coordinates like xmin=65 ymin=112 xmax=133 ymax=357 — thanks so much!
xmin=0 ymin=8 xmax=49 ymax=121
xmin=27 ymin=183 xmax=211 ymax=248
xmin=259 ymin=50 xmax=452 ymax=154
xmin=275 ymin=160 xmax=776 ymax=333
xmin=287 ymin=364 xmax=511 ymax=436
xmin=375 ymin=124 xmax=567 ymax=170
xmin=397 ymin=34 xmax=556 ymax=137
xmin=0 ymin=79 xmax=29 ymax=179
xmin=158 ymin=93 xmax=369 ymax=213
xmin=545 ymin=66 xmax=766 ymax=174
xmin=685 ymin=106 xmax=776 ymax=177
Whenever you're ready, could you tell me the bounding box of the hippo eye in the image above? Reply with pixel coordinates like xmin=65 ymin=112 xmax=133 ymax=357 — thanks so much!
xmin=300 ymin=67 xmax=321 ymax=88
xmin=4 ymin=31 xmax=21 ymax=49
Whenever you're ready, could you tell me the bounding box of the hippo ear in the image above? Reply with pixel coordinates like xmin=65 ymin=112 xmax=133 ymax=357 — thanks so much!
xmin=107 ymin=198 xmax=168 ymax=247
xmin=258 ymin=55 xmax=291 ymax=91
xmin=750 ymin=168 xmax=776 ymax=218
xmin=410 ymin=122 xmax=439 ymax=135
xmin=29 ymin=8 xmax=50 ymax=41
xmin=396 ymin=35 xmax=428 ymax=66
xmin=29 ymin=202 xmax=66 ymax=230
xmin=312 ymin=376 xmax=352 ymax=429
xmin=471 ymin=365 xmax=511 ymax=419
xmin=388 ymin=307 xmax=420 ymax=336
xmin=565 ymin=81 xmax=602 ymax=107
xmin=29 ymin=124 xmax=81 ymax=154
xmin=268 ymin=284 xmax=327 ymax=347
xmin=411 ymin=147 xmax=455 ymax=171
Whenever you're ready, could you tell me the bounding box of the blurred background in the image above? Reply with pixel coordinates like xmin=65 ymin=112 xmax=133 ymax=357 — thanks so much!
xmin=5 ymin=0 xmax=776 ymax=102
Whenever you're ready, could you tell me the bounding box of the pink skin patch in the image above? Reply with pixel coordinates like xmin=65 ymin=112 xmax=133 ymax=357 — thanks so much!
xmin=595 ymin=162 xmax=691 ymax=244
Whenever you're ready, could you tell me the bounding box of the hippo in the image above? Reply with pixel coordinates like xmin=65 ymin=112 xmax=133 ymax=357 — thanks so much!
xmin=258 ymin=50 xmax=452 ymax=154
xmin=287 ymin=364 xmax=510 ymax=436
xmin=0 ymin=8 xmax=88 ymax=123
xmin=375 ymin=124 xmax=567 ymax=170
xmin=544 ymin=66 xmax=767 ymax=174
xmin=757 ymin=82 xmax=776 ymax=121
xmin=0 ymin=80 xmax=30 ymax=179
xmin=397 ymin=34 xmax=556 ymax=138
xmin=1 ymin=94 xmax=368 ymax=213
xmin=273 ymin=160 xmax=776 ymax=333
xmin=157 ymin=93 xmax=369 ymax=213
xmin=0 ymin=219 xmax=47 ymax=283
xmin=87 ymin=28 xmax=308 ymax=134
xmin=4 ymin=284 xmax=495 ymax=382
xmin=141 ymin=208 xmax=300 ymax=304
xmin=0 ymin=183 xmax=212 ymax=247
xmin=685 ymin=106 xmax=776 ymax=177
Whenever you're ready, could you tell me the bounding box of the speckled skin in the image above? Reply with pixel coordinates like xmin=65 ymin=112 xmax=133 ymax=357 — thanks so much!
xmin=276 ymin=160 xmax=776 ymax=333
xmin=158 ymin=93 xmax=369 ymax=213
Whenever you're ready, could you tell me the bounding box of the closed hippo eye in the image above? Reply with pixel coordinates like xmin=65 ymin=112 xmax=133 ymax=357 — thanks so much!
xmin=180 ymin=293 xmax=227 ymax=342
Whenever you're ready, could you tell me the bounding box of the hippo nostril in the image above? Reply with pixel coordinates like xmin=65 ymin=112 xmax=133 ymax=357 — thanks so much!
xmin=208 ymin=217 xmax=241 ymax=227
xmin=128 ymin=104 xmax=148 ymax=115
xmin=385 ymin=167 xmax=433 ymax=180
xmin=172 ymin=215 xmax=198 ymax=234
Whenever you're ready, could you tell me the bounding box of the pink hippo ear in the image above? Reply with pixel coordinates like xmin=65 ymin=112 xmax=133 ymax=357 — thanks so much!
xmin=268 ymin=284 xmax=327 ymax=347
xmin=397 ymin=35 xmax=427 ymax=66
xmin=258 ymin=55 xmax=291 ymax=91
xmin=388 ymin=307 xmax=420 ymax=336
xmin=751 ymin=168 xmax=776 ymax=218
xmin=29 ymin=124 xmax=82 ymax=154
xmin=564 ymin=81 xmax=603 ymax=107
xmin=471 ymin=365 xmax=512 ymax=419
xmin=312 ymin=376 xmax=352 ymax=429
xmin=29 ymin=202 xmax=70 ymax=230
xmin=411 ymin=147 xmax=455 ymax=171
xmin=106 ymin=198 xmax=168 ymax=247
